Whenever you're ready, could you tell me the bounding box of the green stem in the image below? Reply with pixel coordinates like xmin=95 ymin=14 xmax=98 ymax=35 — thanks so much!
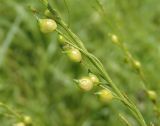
xmin=58 ymin=22 xmax=147 ymax=126
xmin=41 ymin=1 xmax=147 ymax=126
xmin=0 ymin=102 xmax=22 ymax=120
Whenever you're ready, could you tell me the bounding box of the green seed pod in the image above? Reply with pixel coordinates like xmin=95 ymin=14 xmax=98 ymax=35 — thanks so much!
xmin=23 ymin=116 xmax=32 ymax=125
xmin=78 ymin=77 xmax=93 ymax=91
xmin=39 ymin=19 xmax=57 ymax=33
xmin=133 ymin=60 xmax=141 ymax=70
xmin=13 ymin=122 xmax=25 ymax=126
xmin=44 ymin=9 xmax=52 ymax=17
xmin=58 ymin=35 xmax=66 ymax=45
xmin=147 ymin=90 xmax=157 ymax=102
xmin=67 ymin=48 xmax=82 ymax=62
xmin=89 ymin=73 xmax=99 ymax=86
xmin=111 ymin=34 xmax=119 ymax=44
xmin=98 ymin=89 xmax=113 ymax=103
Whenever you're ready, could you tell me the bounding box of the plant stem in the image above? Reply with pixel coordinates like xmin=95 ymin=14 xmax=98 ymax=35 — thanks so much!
xmin=40 ymin=1 xmax=147 ymax=126
xmin=58 ymin=21 xmax=147 ymax=126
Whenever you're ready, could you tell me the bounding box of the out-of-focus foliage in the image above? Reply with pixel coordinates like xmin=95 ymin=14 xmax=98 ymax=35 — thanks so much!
xmin=0 ymin=0 xmax=160 ymax=126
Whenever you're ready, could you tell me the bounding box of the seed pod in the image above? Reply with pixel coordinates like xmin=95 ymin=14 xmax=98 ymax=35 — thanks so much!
xmin=23 ymin=116 xmax=32 ymax=125
xmin=89 ymin=73 xmax=99 ymax=86
xmin=13 ymin=122 xmax=25 ymax=126
xmin=133 ymin=60 xmax=141 ymax=70
xmin=98 ymin=89 xmax=113 ymax=103
xmin=58 ymin=35 xmax=66 ymax=45
xmin=111 ymin=34 xmax=119 ymax=44
xmin=39 ymin=19 xmax=57 ymax=33
xmin=44 ymin=9 xmax=52 ymax=17
xmin=67 ymin=48 xmax=82 ymax=62
xmin=147 ymin=90 xmax=157 ymax=102
xmin=78 ymin=77 xmax=93 ymax=91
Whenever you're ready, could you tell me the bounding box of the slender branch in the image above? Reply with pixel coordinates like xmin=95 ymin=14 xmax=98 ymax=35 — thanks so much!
xmin=39 ymin=1 xmax=147 ymax=126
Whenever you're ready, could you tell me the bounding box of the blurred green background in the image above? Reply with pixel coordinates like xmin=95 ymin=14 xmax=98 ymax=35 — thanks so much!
xmin=0 ymin=0 xmax=160 ymax=126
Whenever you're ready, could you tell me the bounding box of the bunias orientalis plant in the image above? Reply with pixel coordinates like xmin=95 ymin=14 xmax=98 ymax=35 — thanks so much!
xmin=0 ymin=102 xmax=32 ymax=126
xmin=32 ymin=0 xmax=148 ymax=125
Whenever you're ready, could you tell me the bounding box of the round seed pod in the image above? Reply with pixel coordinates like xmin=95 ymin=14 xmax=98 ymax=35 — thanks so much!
xmin=133 ymin=60 xmax=141 ymax=70
xmin=89 ymin=73 xmax=99 ymax=86
xmin=44 ymin=9 xmax=52 ymax=17
xmin=58 ymin=35 xmax=66 ymax=45
xmin=39 ymin=19 xmax=57 ymax=33
xmin=111 ymin=34 xmax=119 ymax=44
xmin=147 ymin=90 xmax=157 ymax=102
xmin=13 ymin=122 xmax=25 ymax=126
xmin=98 ymin=89 xmax=113 ymax=103
xmin=67 ymin=48 xmax=82 ymax=62
xmin=23 ymin=116 xmax=32 ymax=125
xmin=78 ymin=77 xmax=93 ymax=91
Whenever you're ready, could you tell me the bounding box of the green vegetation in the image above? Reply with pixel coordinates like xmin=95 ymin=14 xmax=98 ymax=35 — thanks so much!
xmin=0 ymin=0 xmax=160 ymax=126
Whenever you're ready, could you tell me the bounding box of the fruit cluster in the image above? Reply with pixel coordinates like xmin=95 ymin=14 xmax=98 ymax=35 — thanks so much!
xmin=38 ymin=15 xmax=113 ymax=103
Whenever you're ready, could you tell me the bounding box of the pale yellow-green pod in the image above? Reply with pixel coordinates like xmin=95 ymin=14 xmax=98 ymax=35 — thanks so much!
xmin=67 ymin=48 xmax=82 ymax=62
xmin=23 ymin=115 xmax=32 ymax=125
xmin=58 ymin=34 xmax=66 ymax=45
xmin=133 ymin=60 xmax=141 ymax=70
xmin=39 ymin=19 xmax=57 ymax=33
xmin=98 ymin=89 xmax=113 ymax=103
xmin=13 ymin=122 xmax=25 ymax=126
xmin=89 ymin=73 xmax=99 ymax=86
xmin=147 ymin=90 xmax=157 ymax=102
xmin=111 ymin=34 xmax=119 ymax=44
xmin=78 ymin=77 xmax=93 ymax=91
xmin=44 ymin=9 xmax=52 ymax=17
